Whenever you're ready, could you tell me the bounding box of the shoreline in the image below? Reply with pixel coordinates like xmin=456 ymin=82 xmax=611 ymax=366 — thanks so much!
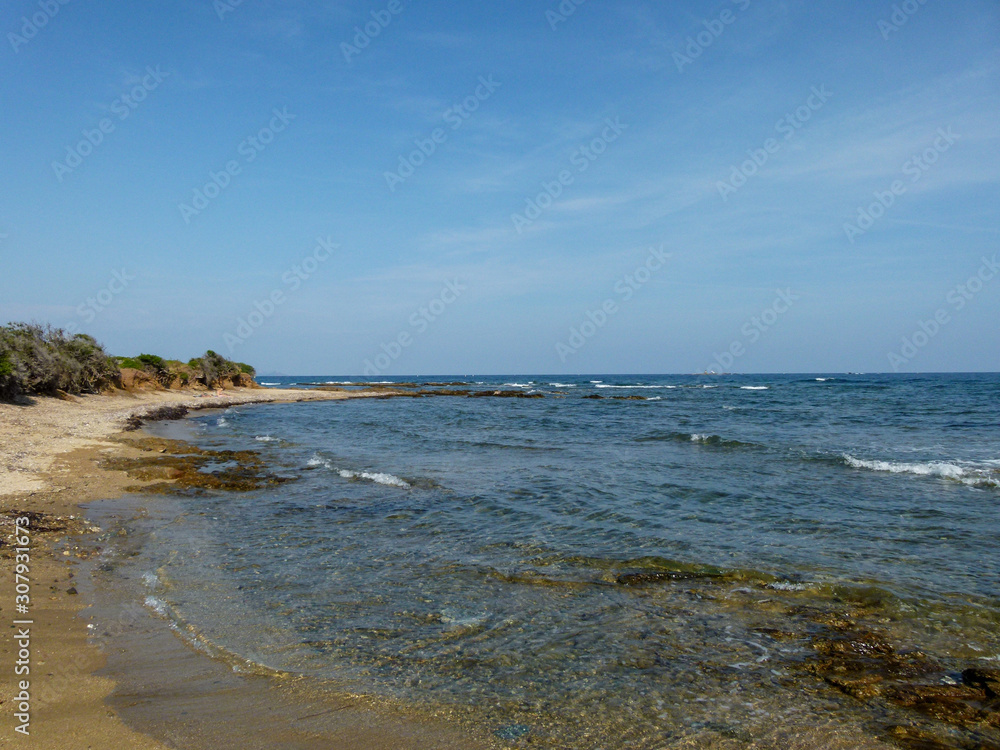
xmin=0 ymin=387 xmax=492 ymax=749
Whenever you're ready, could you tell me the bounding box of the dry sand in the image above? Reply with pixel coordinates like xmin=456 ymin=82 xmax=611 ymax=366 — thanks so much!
xmin=0 ymin=388 xmax=494 ymax=749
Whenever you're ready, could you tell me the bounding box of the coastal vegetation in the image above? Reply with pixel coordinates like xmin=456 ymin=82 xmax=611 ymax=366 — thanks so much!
xmin=0 ymin=322 xmax=256 ymax=400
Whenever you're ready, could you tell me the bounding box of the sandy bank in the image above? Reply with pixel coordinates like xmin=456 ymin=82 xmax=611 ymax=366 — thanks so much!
xmin=0 ymin=388 xmax=492 ymax=749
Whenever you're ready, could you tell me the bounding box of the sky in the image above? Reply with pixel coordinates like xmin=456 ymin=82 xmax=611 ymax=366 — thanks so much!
xmin=1 ymin=0 xmax=998 ymax=375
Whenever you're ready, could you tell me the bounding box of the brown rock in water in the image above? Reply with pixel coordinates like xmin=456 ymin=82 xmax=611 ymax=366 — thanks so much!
xmin=887 ymin=724 xmax=996 ymax=750
xmin=824 ymin=673 xmax=885 ymax=700
xmin=616 ymin=570 xmax=720 ymax=586
xmin=963 ymin=667 xmax=1000 ymax=698
xmin=887 ymin=684 xmax=988 ymax=726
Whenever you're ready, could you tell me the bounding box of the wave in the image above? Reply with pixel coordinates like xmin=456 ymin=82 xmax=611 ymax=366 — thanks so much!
xmin=842 ymin=454 xmax=999 ymax=489
xmin=548 ymin=383 xmax=577 ymax=388
xmin=259 ymin=382 xmax=281 ymax=386
xmin=144 ymin=595 xmax=169 ymax=617
xmin=254 ymin=435 xmax=278 ymax=442
xmin=307 ymin=454 xmax=410 ymax=488
xmin=595 ymin=384 xmax=673 ymax=389
xmin=636 ymin=432 xmax=759 ymax=449
xmin=739 ymin=386 xmax=769 ymax=390
xmin=338 ymin=469 xmax=410 ymax=488
xmin=216 ymin=416 xmax=228 ymax=426
xmin=504 ymin=382 xmax=534 ymax=388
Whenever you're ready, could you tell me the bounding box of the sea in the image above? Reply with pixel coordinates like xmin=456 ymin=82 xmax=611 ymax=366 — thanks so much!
xmin=86 ymin=374 xmax=1000 ymax=749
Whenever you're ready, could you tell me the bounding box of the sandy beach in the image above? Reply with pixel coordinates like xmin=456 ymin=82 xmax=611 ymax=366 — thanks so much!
xmin=0 ymin=388 xmax=493 ymax=749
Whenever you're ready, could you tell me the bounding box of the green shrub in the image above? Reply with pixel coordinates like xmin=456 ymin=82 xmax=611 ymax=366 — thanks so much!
xmin=0 ymin=323 xmax=119 ymax=399
xmin=115 ymin=356 xmax=144 ymax=370
xmin=189 ymin=350 xmax=247 ymax=387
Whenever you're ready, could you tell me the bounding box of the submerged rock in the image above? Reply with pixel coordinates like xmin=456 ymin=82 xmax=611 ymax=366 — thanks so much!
xmin=494 ymin=724 xmax=530 ymax=740
xmin=963 ymin=668 xmax=1000 ymax=698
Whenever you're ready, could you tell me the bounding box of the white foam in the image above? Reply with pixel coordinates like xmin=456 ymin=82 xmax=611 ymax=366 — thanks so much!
xmin=259 ymin=382 xmax=280 ymax=386
xmin=815 ymin=378 xmax=830 ymax=382
xmin=690 ymin=433 xmax=712 ymax=442
xmin=141 ymin=572 xmax=160 ymax=589
xmin=504 ymin=382 xmax=534 ymax=388
xmin=254 ymin=435 xmax=277 ymax=442
xmin=216 ymin=416 xmax=228 ymax=426
xmin=306 ymin=454 xmax=332 ymax=470
xmin=144 ymin=595 xmax=168 ymax=617
xmin=338 ymin=469 xmax=410 ymax=488
xmin=595 ymin=384 xmax=671 ymax=389
xmin=768 ymin=581 xmax=809 ymax=591
xmin=548 ymin=383 xmax=577 ymax=388
xmin=740 ymin=386 xmax=769 ymax=390
xmin=843 ymin=455 xmax=999 ymax=488
xmin=647 ymin=396 xmax=663 ymax=401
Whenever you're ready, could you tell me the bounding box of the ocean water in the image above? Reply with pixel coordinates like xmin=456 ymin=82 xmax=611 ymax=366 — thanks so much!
xmin=90 ymin=374 xmax=1000 ymax=748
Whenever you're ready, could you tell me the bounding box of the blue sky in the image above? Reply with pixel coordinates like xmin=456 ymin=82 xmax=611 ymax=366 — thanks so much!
xmin=1 ymin=0 xmax=997 ymax=374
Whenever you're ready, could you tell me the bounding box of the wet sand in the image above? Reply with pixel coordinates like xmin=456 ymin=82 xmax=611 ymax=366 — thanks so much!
xmin=0 ymin=388 xmax=493 ymax=749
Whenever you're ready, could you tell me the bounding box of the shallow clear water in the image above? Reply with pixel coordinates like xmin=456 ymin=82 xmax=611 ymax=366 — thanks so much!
xmin=92 ymin=374 xmax=1000 ymax=748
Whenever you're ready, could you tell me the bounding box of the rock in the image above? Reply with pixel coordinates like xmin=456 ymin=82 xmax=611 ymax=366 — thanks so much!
xmin=886 ymin=725 xmax=977 ymax=750
xmin=494 ymin=724 xmax=530 ymax=740
xmin=66 ymin=587 xmax=77 ymax=595
xmin=887 ymin=684 xmax=988 ymax=726
xmin=616 ymin=570 xmax=720 ymax=586
xmin=824 ymin=673 xmax=885 ymax=699
xmin=963 ymin=667 xmax=1000 ymax=698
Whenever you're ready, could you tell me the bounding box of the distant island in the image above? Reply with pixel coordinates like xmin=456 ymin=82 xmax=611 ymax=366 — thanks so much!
xmin=0 ymin=322 xmax=257 ymax=401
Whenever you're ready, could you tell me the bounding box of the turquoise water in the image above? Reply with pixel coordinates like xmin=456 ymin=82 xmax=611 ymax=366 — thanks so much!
xmin=92 ymin=374 xmax=1000 ymax=748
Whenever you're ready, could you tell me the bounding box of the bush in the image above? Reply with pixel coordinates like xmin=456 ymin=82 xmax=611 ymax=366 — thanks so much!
xmin=0 ymin=322 xmax=257 ymax=399
xmin=0 ymin=323 xmax=119 ymax=399
xmin=191 ymin=349 xmax=245 ymax=387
